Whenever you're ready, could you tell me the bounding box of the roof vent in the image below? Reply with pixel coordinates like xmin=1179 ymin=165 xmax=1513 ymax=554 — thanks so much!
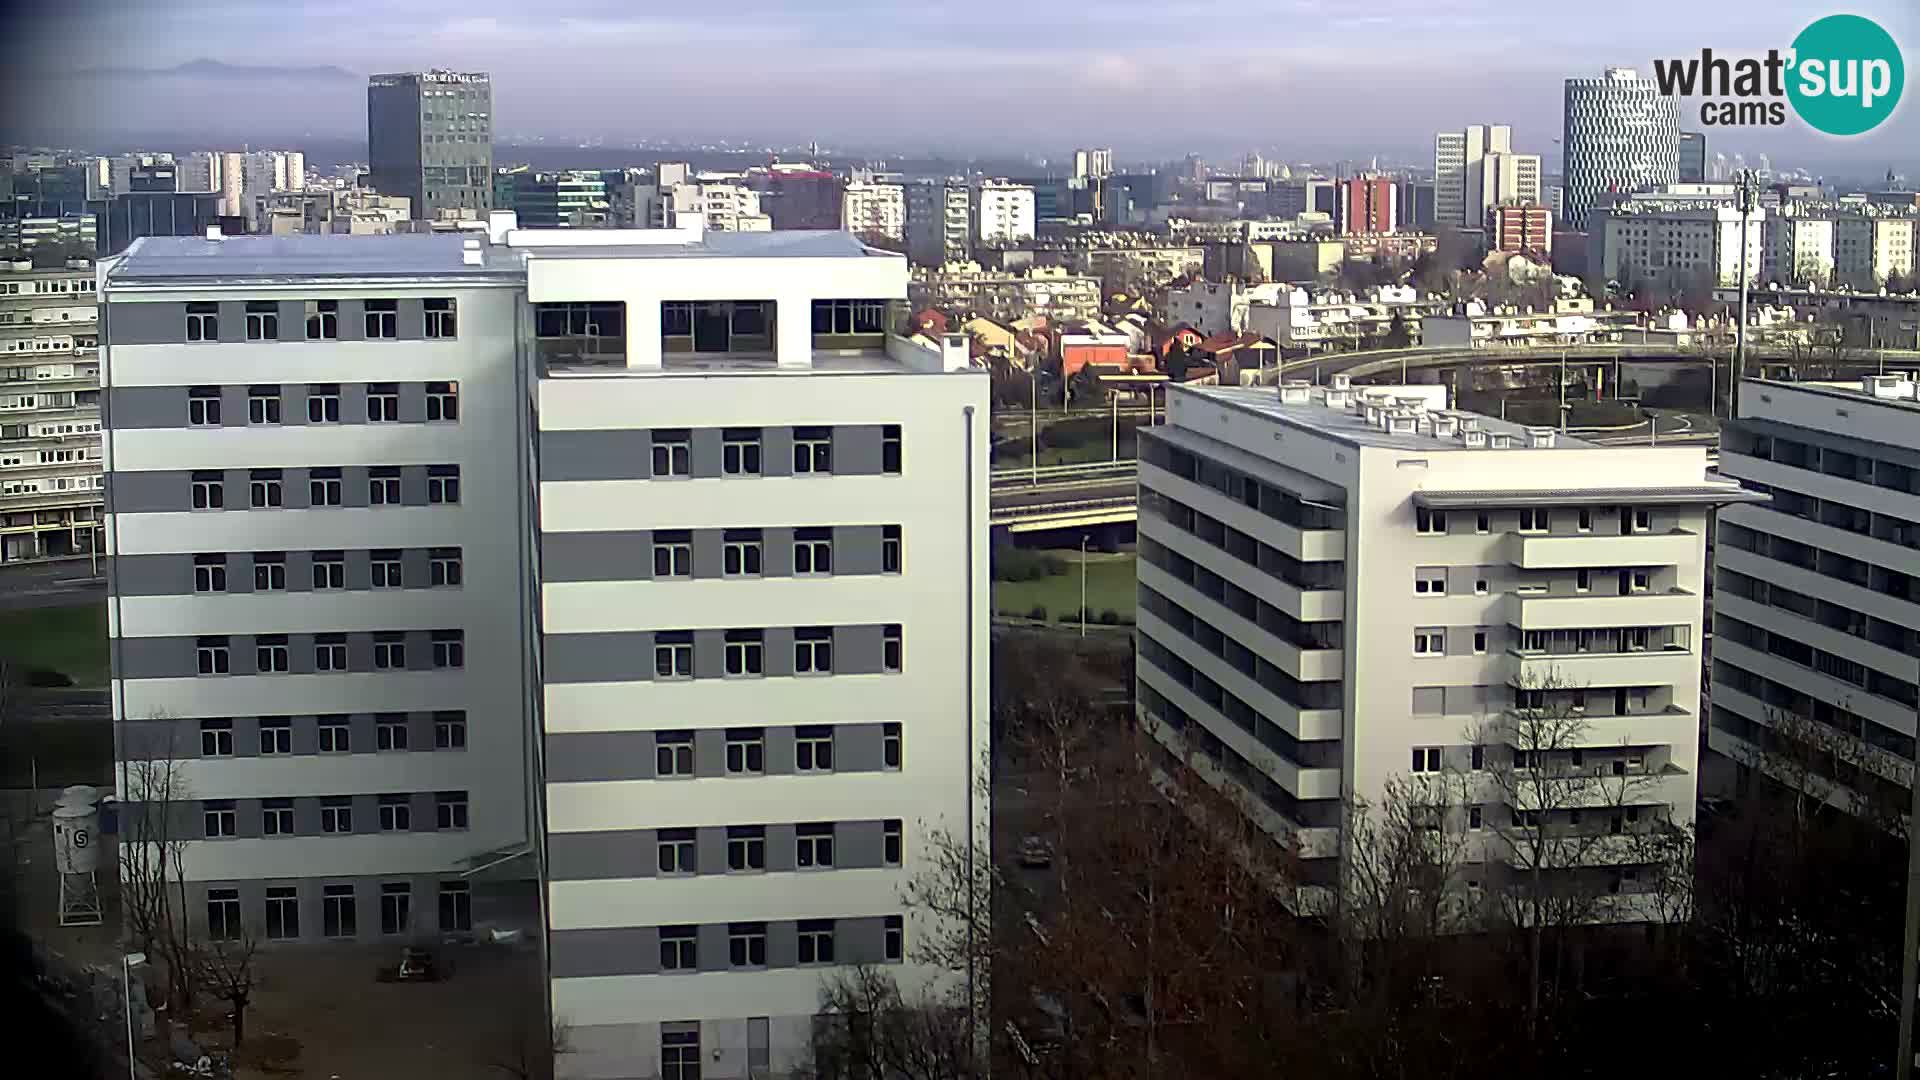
xmin=1330 ymin=372 xmax=1352 ymax=391
xmin=1526 ymin=426 xmax=1557 ymax=449
xmin=1322 ymin=388 xmax=1350 ymax=410
xmin=1278 ymin=380 xmax=1310 ymax=404
xmin=1395 ymin=395 xmax=1429 ymax=415
xmin=1489 ymin=431 xmax=1513 ymax=449
xmin=1462 ymin=428 xmax=1487 ymax=448
xmin=1387 ymin=409 xmax=1418 ymax=435
xmin=461 ymin=236 xmax=483 ymax=266
xmin=1863 ymin=373 xmax=1917 ymax=400
xmin=1433 ymin=414 xmax=1459 ymax=438
xmin=1460 ymin=417 xmax=1481 ymax=433
xmin=204 ymin=224 xmax=223 ymax=241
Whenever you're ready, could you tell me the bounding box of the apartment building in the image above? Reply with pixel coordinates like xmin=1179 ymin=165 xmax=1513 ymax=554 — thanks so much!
xmin=972 ymin=179 xmax=1036 ymax=247
xmin=1136 ymin=377 xmax=1755 ymax=917
xmin=103 ymin=220 xmax=988 ymax=1079
xmin=1 ymin=257 xmax=103 ymax=563
xmin=1709 ymin=375 xmax=1920 ymax=820
xmin=905 ymin=180 xmax=970 ymax=268
xmin=842 ymin=181 xmax=906 ymax=245
xmin=661 ymin=179 xmax=771 ymax=233
xmin=1586 ymin=200 xmax=1764 ymax=288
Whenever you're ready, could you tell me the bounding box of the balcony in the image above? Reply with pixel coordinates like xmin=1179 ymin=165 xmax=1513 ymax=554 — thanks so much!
xmin=1505 ymin=529 xmax=1698 ymax=570
xmin=1508 ymin=645 xmax=1696 ymax=690
xmin=1505 ymin=590 xmax=1701 ymax=631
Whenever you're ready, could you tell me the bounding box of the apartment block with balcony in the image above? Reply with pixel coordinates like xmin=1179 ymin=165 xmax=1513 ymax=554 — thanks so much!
xmin=1 ymin=257 xmax=103 ymax=563
xmin=1137 ymin=377 xmax=1756 ymax=915
xmin=526 ymin=224 xmax=988 ymax=1078
xmin=1709 ymin=375 xmax=1920 ymax=820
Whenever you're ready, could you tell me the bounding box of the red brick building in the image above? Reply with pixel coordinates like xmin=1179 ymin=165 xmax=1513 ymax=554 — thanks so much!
xmin=1338 ymin=176 xmax=1397 ymax=236
xmin=1488 ymin=202 xmax=1553 ymax=256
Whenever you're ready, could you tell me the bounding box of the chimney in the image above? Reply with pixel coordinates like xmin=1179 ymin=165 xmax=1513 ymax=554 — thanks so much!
xmin=940 ymin=333 xmax=970 ymax=372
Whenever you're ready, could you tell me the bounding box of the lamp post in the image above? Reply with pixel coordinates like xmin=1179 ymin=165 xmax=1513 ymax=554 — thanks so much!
xmin=1079 ymin=534 xmax=1089 ymax=639
xmin=1028 ymin=366 xmax=1040 ymax=485
xmin=1110 ymin=385 xmax=1120 ymax=463
xmin=123 ymin=951 xmax=147 ymax=1080
xmin=1732 ymin=169 xmax=1757 ymax=420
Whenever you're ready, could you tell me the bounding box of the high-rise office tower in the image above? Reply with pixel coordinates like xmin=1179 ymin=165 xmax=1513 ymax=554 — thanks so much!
xmin=1435 ymin=125 xmax=1542 ymax=231
xmin=1679 ymin=131 xmax=1707 ymax=184
xmin=367 ymin=70 xmax=494 ymax=221
xmin=1562 ymin=67 xmax=1680 ymax=231
xmin=1073 ymin=147 xmax=1114 ymax=180
xmin=102 ymin=218 xmax=987 ymax=1076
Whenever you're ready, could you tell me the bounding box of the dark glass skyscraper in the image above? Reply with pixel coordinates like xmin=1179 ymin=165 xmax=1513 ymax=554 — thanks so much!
xmin=367 ymin=71 xmax=494 ymax=221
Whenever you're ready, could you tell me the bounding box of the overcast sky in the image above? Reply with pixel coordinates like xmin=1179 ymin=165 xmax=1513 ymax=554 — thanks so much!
xmin=4 ymin=0 xmax=1916 ymax=171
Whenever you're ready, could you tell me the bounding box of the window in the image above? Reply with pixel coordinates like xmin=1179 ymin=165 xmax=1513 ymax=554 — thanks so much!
xmin=1631 ymin=508 xmax=1652 ymax=533
xmin=424 ymin=298 xmax=457 ymax=338
xmin=722 ymin=428 xmax=761 ymax=475
xmin=320 ymin=797 xmax=352 ymax=834
xmin=436 ymin=881 xmax=471 ymax=931
xmin=1577 ymin=508 xmax=1592 ymax=533
xmin=309 ymin=465 xmax=343 ymax=507
xmin=312 ymin=551 xmax=345 ymax=590
xmin=257 ymin=715 xmax=291 ymax=753
xmin=307 ymin=383 xmax=340 ymax=423
xmin=812 ymin=299 xmax=887 ymax=335
xmin=662 ymin=1028 xmax=700 ymax=1080
xmin=203 ymin=800 xmax=237 ymax=838
xmin=1471 ymin=744 xmax=1485 ymax=771
xmin=1575 ymin=569 xmax=1591 ymax=593
xmin=794 ymin=528 xmax=833 ymax=575
xmin=657 ymin=829 xmax=696 ymax=875
xmin=796 ymin=726 xmax=834 ymax=772
xmin=1473 ymin=630 xmax=1488 ymax=654
xmin=1469 ymin=806 xmax=1484 ymax=830
xmin=1475 ymin=578 xmax=1489 ymax=596
xmin=435 ymin=791 xmax=469 ymax=830
xmin=426 ymin=381 xmax=459 ymax=421
xmin=427 ymin=465 xmax=460 ymax=504
xmin=727 ymin=825 xmax=766 ymax=872
xmin=248 ymin=469 xmax=283 ymax=509
xmin=1516 ymin=688 xmax=1546 ymax=711
xmin=884 ymin=819 xmax=903 ymax=866
xmin=243 ymin=384 xmax=282 ymax=425
xmin=429 ymin=548 xmax=462 ymax=587
xmin=655 ymin=731 xmax=694 ymax=777
xmin=200 ymin=718 xmax=233 ymax=757
xmin=432 ymin=630 xmax=464 ymax=669
xmin=434 ymin=711 xmax=467 ymax=749
xmin=652 ymin=531 xmax=692 ymax=578
xmin=367 ymin=466 xmax=402 ymax=505
xmin=723 ymin=530 xmax=762 ymax=577
xmin=795 ymin=627 xmax=833 ymax=675
xmin=188 ymin=386 xmax=221 ymax=426
xmin=255 ymin=635 xmax=290 ymax=674
xmin=1630 ymin=571 xmax=1650 ymax=592
xmin=724 ymin=630 xmax=764 ymax=677
xmin=793 ymin=427 xmax=832 ymax=473
xmin=322 ymin=884 xmax=356 ymax=937
xmin=246 ymin=301 xmax=279 ymax=341
xmin=651 ymin=429 xmax=690 ymax=477
xmin=364 ymin=298 xmax=398 ymax=338
xmin=729 ymin=922 xmax=767 ymax=967
xmin=1413 ymin=629 xmax=1445 ymax=656
xmin=797 ymin=823 xmax=835 ymax=868
xmin=654 ymin=632 xmax=693 ymax=680
xmin=881 ymin=525 xmax=903 ymax=574
xmin=1415 ymin=507 xmax=1446 ymax=535
xmin=206 ymin=888 xmax=241 ymax=940
xmin=377 ymin=714 xmax=409 ymax=751
xmin=305 ymin=300 xmax=338 ymax=340
xmin=1411 ymin=746 xmax=1442 ymax=773
xmin=1414 ymin=570 xmax=1446 ymax=595
xmin=373 ymin=632 xmax=406 ymax=670
xmin=191 ymin=471 xmax=224 ymax=510
xmin=369 ymin=550 xmax=402 ymax=588
xmin=1518 ymin=508 xmax=1549 ymax=533
xmin=1476 ymin=512 xmax=1490 ymax=534
xmin=367 ymin=383 xmax=399 ymax=422
xmin=726 ymin=729 xmax=764 ymax=775
xmin=379 ymin=882 xmax=411 ymax=935
xmin=797 ymin=919 xmax=836 ymax=964
xmin=193 ymin=554 xmax=227 ymax=593
xmin=196 ymin=636 xmax=230 ymax=675
xmin=185 ymin=302 xmax=218 ymax=342
xmin=660 ymin=926 xmax=697 ymax=970
xmin=378 ymin=795 xmax=411 ymax=831
xmin=263 ymin=798 xmax=295 ymax=836
xmin=318 ymin=716 xmax=350 ymax=752
xmin=883 ymin=624 xmax=904 ymax=673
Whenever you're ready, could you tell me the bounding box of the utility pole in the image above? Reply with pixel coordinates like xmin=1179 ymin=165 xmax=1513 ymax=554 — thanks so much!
xmin=1733 ymin=169 xmax=1757 ymax=421
xmin=1029 ymin=367 xmax=1039 ymax=485
xmin=1558 ymin=348 xmax=1568 ymax=432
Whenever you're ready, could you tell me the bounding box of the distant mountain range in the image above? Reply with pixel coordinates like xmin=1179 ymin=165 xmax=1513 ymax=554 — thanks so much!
xmin=72 ymin=59 xmax=358 ymax=81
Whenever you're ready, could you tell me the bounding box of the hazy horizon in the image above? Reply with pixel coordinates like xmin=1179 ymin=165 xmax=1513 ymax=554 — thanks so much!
xmin=4 ymin=0 xmax=1917 ymax=175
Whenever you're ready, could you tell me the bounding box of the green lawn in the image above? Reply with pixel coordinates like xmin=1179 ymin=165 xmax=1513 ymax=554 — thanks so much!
xmin=993 ymin=551 xmax=1136 ymax=623
xmin=0 ymin=601 xmax=109 ymax=687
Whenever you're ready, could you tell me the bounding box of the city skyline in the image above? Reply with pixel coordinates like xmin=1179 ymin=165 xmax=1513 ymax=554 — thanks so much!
xmin=4 ymin=0 xmax=1916 ymax=171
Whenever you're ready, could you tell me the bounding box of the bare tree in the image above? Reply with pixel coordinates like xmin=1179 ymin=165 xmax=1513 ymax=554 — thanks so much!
xmin=803 ymin=966 xmax=980 ymax=1080
xmin=1336 ymin=772 xmax=1478 ymax=944
xmin=117 ymin=713 xmax=199 ymax=1015
xmin=195 ymin=925 xmax=260 ymax=1048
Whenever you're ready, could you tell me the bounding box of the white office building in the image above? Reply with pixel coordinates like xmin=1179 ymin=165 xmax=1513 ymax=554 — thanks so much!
xmin=1 ymin=257 xmax=103 ymax=563
xmin=1710 ymin=375 xmax=1920 ymax=820
xmin=1136 ymin=378 xmax=1755 ymax=918
xmin=1587 ymin=200 xmax=1764 ymax=288
xmin=971 ymin=180 xmax=1036 ymax=248
xmin=1562 ymin=68 xmax=1680 ymax=231
xmin=841 ymin=181 xmax=907 ymax=245
xmin=103 ymin=219 xmax=988 ymax=1078
xmin=1435 ymin=125 xmax=1542 ymax=231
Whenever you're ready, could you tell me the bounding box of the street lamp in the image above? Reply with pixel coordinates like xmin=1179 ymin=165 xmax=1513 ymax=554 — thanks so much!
xmin=1079 ymin=534 xmax=1089 ymax=639
xmin=1027 ymin=365 xmax=1040 ymax=485
xmin=123 ymin=951 xmax=147 ymax=1080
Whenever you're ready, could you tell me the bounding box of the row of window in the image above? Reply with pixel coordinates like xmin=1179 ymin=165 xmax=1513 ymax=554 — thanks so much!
xmin=186 ymin=382 xmax=459 ymax=425
xmin=184 ymin=299 xmax=457 ymax=343
xmin=654 ymin=820 xmax=905 ymax=875
xmin=199 ymin=713 xmax=466 ymax=756
xmin=205 ymin=880 xmax=469 ymax=942
xmin=194 ymin=631 xmax=464 ymax=675
xmin=1140 ymin=432 xmax=1348 ymax=532
xmin=648 ymin=527 xmax=900 ymax=579
xmin=189 ymin=465 xmax=461 ymax=509
xmin=1412 ymin=566 xmax=1654 ymax=597
xmin=201 ymin=791 xmax=468 ymax=839
xmin=1415 ymin=505 xmax=1657 ymax=536
xmin=650 ymin=724 xmax=903 ymax=777
xmin=651 ymin=626 xmax=902 ymax=679
xmin=193 ymin=548 xmax=462 ymax=592
xmin=651 ymin=916 xmax=904 ymax=973
xmin=646 ymin=425 xmax=901 ymax=478
xmin=1406 ymin=743 xmax=1650 ymax=779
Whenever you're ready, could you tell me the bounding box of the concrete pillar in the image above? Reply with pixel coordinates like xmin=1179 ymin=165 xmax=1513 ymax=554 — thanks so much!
xmin=776 ymin=293 xmax=813 ymax=369
xmin=627 ymin=296 xmax=663 ymax=370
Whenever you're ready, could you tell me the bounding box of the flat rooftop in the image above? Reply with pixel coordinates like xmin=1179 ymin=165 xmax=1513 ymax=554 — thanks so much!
xmin=1751 ymin=376 xmax=1920 ymax=413
xmin=1182 ymin=384 xmax=1603 ymax=452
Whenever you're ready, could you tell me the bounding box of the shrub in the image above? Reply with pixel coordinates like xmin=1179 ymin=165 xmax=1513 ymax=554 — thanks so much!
xmin=993 ymin=547 xmax=1068 ymax=583
xmin=1057 ymin=610 xmax=1081 ymax=624
xmin=1026 ymin=605 xmax=1048 ymax=622
xmin=26 ymin=667 xmax=72 ymax=688
xmin=1098 ymin=609 xmax=1121 ymax=625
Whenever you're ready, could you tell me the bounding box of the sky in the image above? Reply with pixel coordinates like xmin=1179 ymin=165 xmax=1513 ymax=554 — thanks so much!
xmin=3 ymin=0 xmax=1917 ymax=173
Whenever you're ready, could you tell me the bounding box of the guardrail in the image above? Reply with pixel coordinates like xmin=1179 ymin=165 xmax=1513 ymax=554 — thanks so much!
xmin=990 ymin=495 xmax=1136 ymax=520
xmin=990 ymin=460 xmax=1138 ymax=485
